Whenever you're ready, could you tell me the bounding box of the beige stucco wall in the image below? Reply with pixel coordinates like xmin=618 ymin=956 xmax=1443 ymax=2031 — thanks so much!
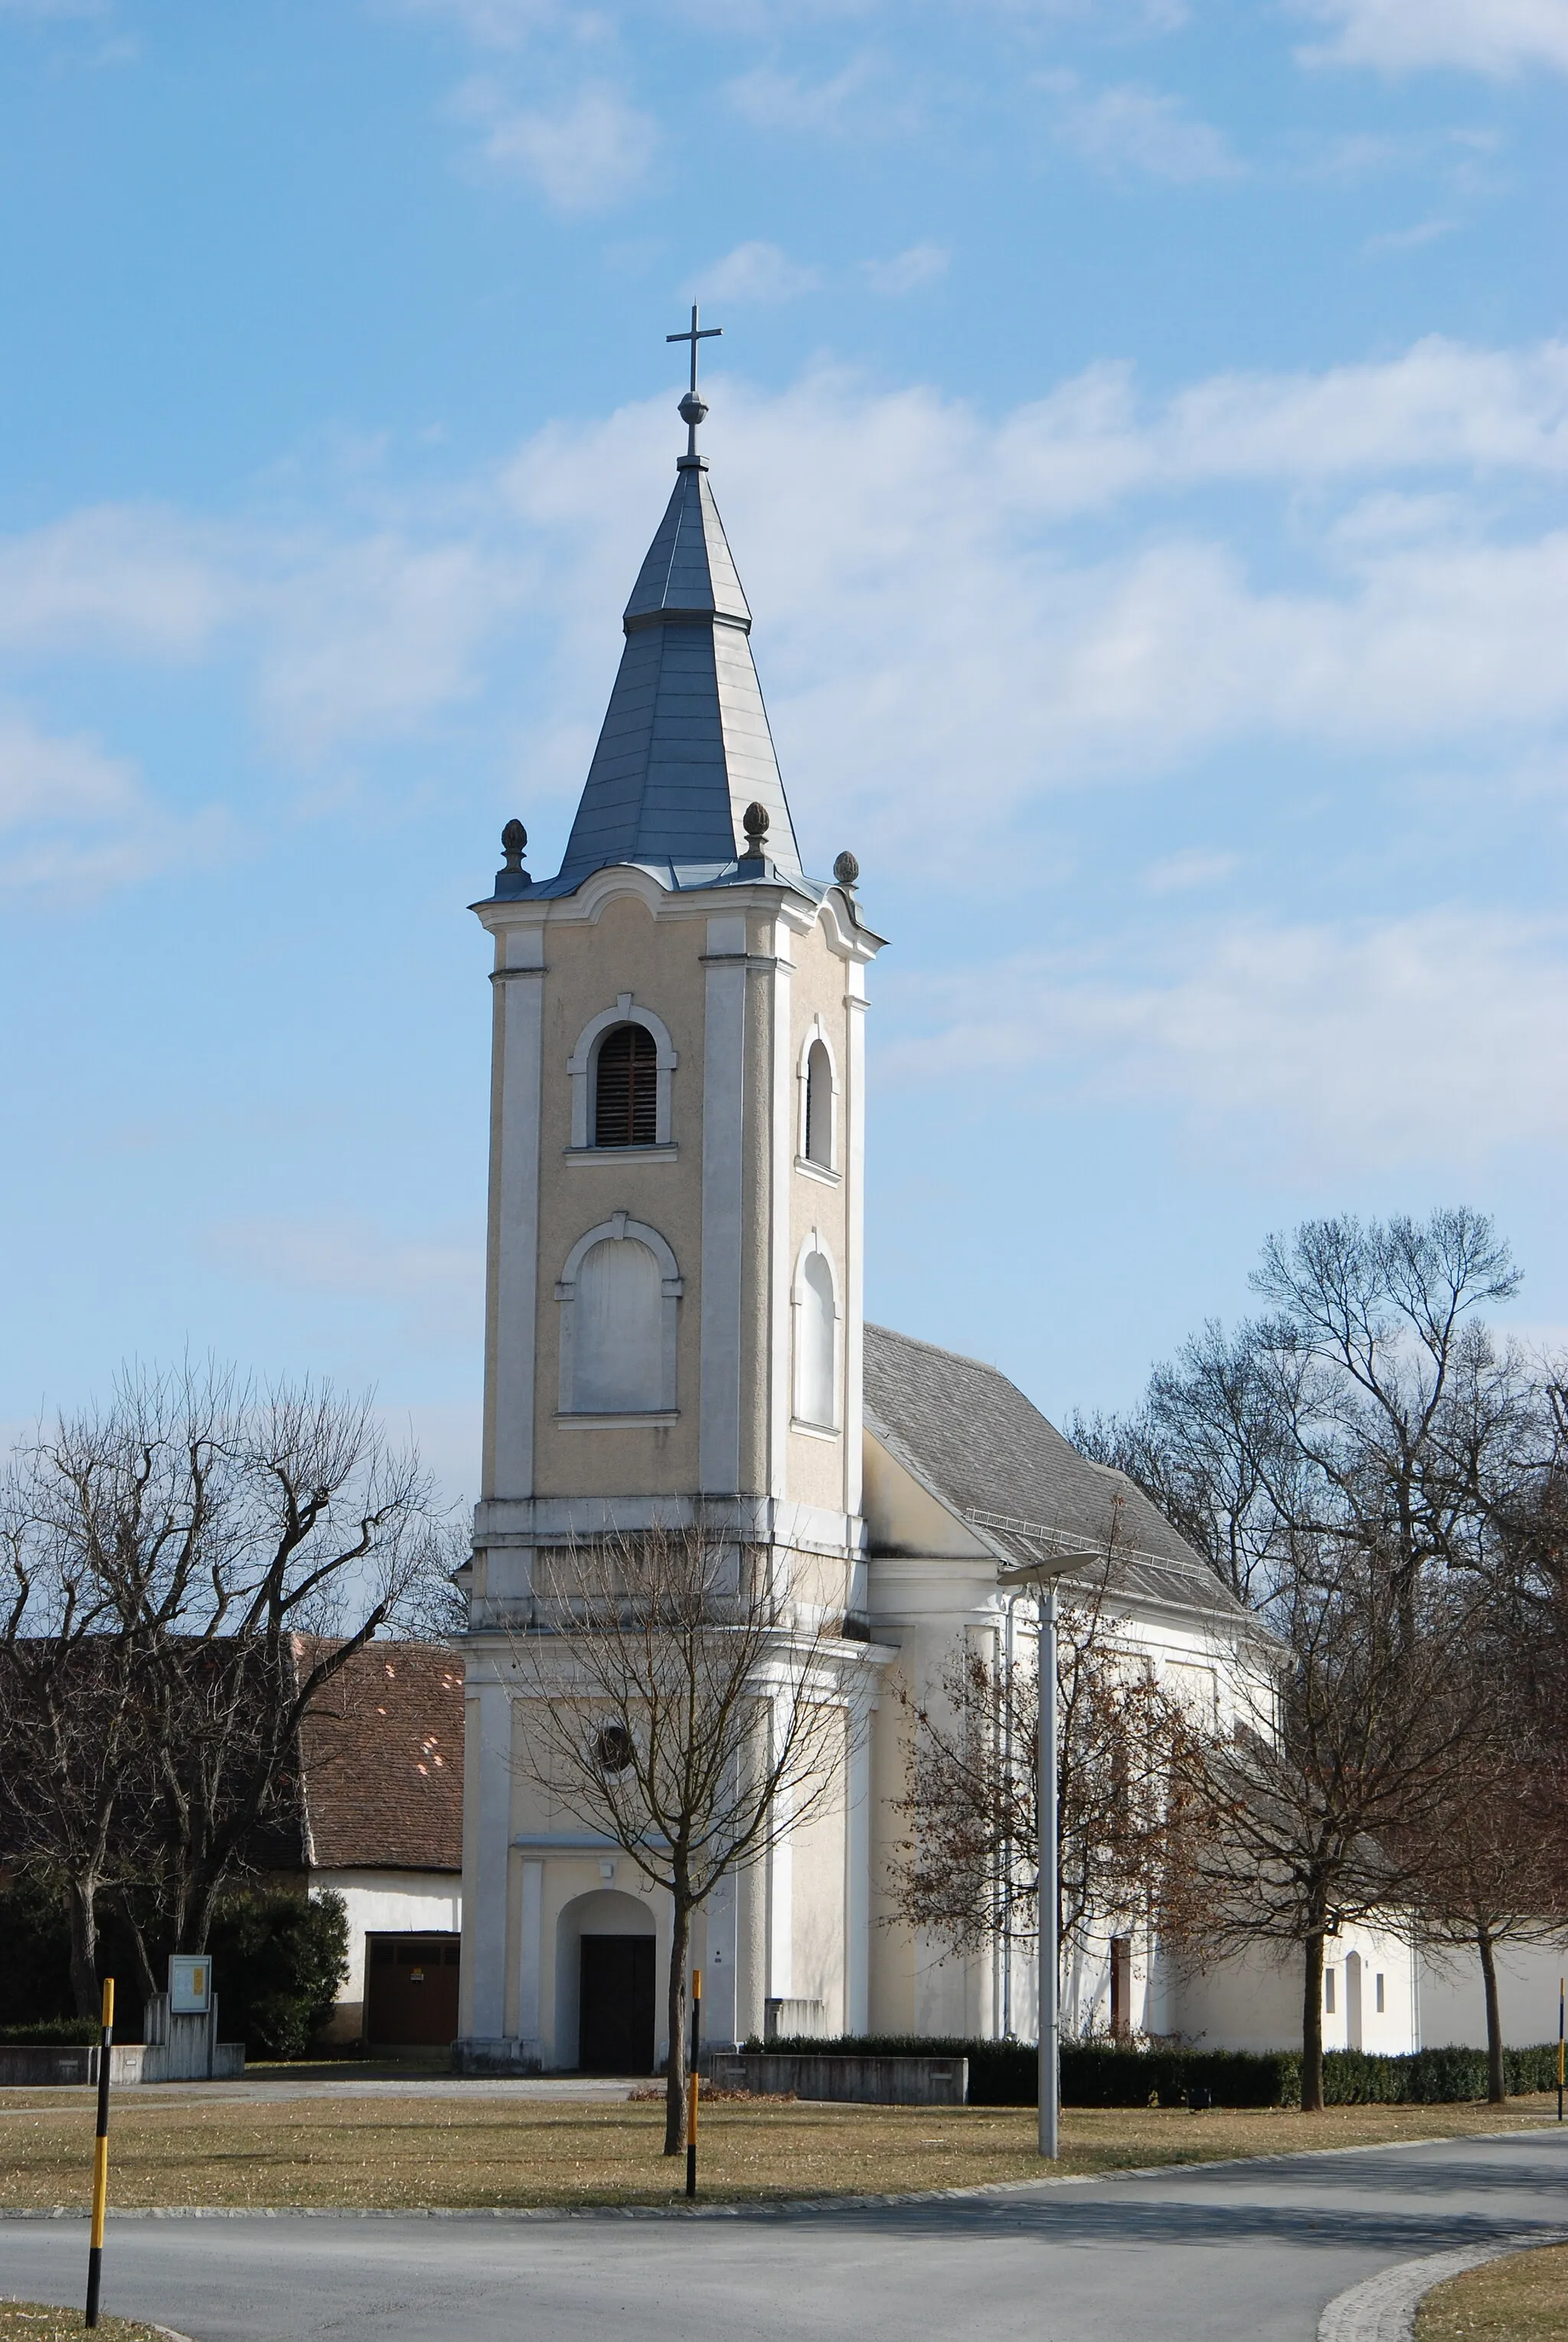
xmin=533 ymin=890 xmax=707 ymax=1500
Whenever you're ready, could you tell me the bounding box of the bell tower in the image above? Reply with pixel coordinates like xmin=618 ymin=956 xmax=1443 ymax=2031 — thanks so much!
xmin=457 ymin=325 xmax=887 ymax=2067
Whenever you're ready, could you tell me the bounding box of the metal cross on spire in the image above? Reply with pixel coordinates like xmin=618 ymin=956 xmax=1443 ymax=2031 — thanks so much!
xmin=668 ymin=303 xmax=722 ymax=463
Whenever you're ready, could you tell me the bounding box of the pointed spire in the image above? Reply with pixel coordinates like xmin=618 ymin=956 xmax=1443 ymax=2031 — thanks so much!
xmin=541 ymin=328 xmax=805 ymax=896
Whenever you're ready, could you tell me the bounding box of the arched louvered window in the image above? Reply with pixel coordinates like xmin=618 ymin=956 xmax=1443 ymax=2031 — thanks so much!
xmin=805 ymin=1040 xmax=833 ymax=1169
xmin=593 ymin=1023 xmax=658 ymax=1148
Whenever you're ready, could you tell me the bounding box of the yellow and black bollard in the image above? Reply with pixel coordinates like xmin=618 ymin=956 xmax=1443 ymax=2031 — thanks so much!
xmin=685 ymin=1968 xmax=701 ymax=2201
xmin=85 ymin=1975 xmax=114 ymax=2328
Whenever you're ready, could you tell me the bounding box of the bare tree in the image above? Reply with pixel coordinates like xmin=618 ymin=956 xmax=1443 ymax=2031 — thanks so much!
xmin=0 ymin=1363 xmax=444 ymax=2004
xmin=1167 ymin=1553 xmax=1488 ymax=2112
xmin=511 ymin=1518 xmax=852 ymax=2157
xmin=1402 ymin=1749 xmax=1568 ymax=2104
xmin=886 ymin=1566 xmax=1207 ymax=2017
xmin=0 ymin=1364 xmax=235 ymax=2011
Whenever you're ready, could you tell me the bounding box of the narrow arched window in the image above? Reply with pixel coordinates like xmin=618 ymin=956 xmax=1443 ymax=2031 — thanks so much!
xmin=799 ymin=1251 xmax=837 ymax=1428
xmin=573 ymin=1237 xmax=662 ymax=1412
xmin=594 ymin=1024 xmax=658 ymax=1148
xmin=805 ymin=1040 xmax=833 ymax=1169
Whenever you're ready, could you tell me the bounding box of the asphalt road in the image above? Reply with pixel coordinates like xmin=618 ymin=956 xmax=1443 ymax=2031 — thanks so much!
xmin=4 ymin=2127 xmax=1566 ymax=2342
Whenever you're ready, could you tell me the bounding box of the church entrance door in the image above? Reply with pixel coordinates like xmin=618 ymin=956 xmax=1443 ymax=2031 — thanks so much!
xmin=578 ymin=1935 xmax=655 ymax=2073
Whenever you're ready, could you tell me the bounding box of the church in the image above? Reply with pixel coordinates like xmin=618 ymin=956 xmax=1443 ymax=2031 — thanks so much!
xmin=452 ymin=341 xmax=1414 ymax=2075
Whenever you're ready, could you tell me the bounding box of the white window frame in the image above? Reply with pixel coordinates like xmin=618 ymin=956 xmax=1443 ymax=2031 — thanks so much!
xmin=790 ymin=1231 xmax=841 ymax=1436
xmin=795 ymin=1018 xmax=841 ymax=1181
xmin=567 ymin=995 xmax=678 ymax=1151
xmin=555 ymin=1212 xmax=683 ymax=1419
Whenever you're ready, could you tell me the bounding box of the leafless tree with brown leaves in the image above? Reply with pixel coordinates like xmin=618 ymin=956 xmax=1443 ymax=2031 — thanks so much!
xmin=510 ymin=1517 xmax=854 ymax=2157
xmin=1165 ymin=1552 xmax=1491 ymax=2112
xmin=886 ymin=1543 xmax=1212 ymax=2022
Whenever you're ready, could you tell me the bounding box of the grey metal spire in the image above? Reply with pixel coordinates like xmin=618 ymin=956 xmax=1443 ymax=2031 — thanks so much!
xmin=542 ymin=317 xmax=804 ymax=895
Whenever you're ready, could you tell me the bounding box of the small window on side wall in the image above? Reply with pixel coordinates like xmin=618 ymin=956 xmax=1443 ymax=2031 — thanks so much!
xmin=804 ymin=1040 xmax=833 ymax=1169
xmin=595 ymin=1023 xmax=658 ymax=1148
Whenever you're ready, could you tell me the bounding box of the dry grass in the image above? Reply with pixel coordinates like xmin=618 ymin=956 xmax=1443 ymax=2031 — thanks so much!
xmin=1418 ymin=2242 xmax=1568 ymax=2339
xmin=0 ymin=2090 xmax=1558 ymax=2213
xmin=0 ymin=2308 xmax=175 ymax=2342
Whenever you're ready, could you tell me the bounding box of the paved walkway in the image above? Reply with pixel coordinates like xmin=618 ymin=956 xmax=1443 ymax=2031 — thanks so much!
xmin=3 ymin=2128 xmax=1565 ymax=2341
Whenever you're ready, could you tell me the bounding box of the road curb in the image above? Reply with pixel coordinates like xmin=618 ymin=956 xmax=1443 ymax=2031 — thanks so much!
xmin=1318 ymin=2229 xmax=1568 ymax=2342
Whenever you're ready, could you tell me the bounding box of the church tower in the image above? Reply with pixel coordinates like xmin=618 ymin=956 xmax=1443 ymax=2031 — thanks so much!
xmin=457 ymin=328 xmax=886 ymax=2069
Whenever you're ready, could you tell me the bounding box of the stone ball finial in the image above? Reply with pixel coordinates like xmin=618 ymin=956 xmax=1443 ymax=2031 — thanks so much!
xmin=501 ymin=819 xmax=528 ymax=872
xmin=742 ymin=802 xmax=769 ymax=857
xmin=833 ymin=849 xmax=860 ymax=891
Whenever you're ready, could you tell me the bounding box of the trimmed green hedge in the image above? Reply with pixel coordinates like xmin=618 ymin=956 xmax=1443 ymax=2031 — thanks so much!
xmin=752 ymin=2034 xmax=1563 ymax=2108
xmin=0 ymin=2017 xmax=101 ymax=2046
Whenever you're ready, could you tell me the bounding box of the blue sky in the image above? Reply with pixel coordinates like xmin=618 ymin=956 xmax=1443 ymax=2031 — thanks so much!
xmin=1 ymin=0 xmax=1564 ymax=1505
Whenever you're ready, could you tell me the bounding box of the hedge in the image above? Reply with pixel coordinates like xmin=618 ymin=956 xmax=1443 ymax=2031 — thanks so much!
xmin=752 ymin=2034 xmax=1564 ymax=2108
xmin=0 ymin=2017 xmax=101 ymax=2046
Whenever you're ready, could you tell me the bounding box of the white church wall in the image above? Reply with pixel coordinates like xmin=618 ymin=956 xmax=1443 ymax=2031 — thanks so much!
xmin=309 ymin=1870 xmax=462 ymax=2044
xmin=1416 ymin=1936 xmax=1568 ymax=2050
xmin=1167 ymin=1922 xmax=1417 ymax=2056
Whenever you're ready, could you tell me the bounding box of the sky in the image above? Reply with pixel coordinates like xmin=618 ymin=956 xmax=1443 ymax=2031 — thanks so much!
xmin=0 ymin=0 xmax=1564 ymax=1511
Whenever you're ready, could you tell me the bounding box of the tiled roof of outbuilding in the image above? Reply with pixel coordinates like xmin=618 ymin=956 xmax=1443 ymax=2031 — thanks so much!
xmin=291 ymin=1639 xmax=463 ymax=1874
xmin=863 ymin=1324 xmax=1246 ymax=1624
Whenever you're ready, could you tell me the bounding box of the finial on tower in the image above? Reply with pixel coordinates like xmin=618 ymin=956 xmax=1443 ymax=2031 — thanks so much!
xmin=740 ymin=801 xmax=770 ymax=866
xmin=833 ymin=850 xmax=860 ymax=891
xmin=667 ymin=303 xmax=723 ymax=468
xmin=495 ymin=817 xmax=531 ymax=895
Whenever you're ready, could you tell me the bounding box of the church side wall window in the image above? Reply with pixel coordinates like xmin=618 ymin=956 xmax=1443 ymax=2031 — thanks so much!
xmin=556 ymin=1214 xmax=682 ymax=1418
xmin=593 ymin=1024 xmax=657 ymax=1148
xmin=793 ymin=1240 xmax=839 ymax=1431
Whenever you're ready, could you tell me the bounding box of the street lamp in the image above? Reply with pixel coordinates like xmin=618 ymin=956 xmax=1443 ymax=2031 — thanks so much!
xmin=998 ymin=1550 xmax=1099 ymax=2158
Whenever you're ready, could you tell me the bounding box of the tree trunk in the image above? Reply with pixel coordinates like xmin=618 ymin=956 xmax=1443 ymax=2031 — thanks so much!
xmin=665 ymin=1895 xmax=691 ymax=2157
xmin=113 ymin=1888 xmax=160 ymax=2004
xmin=1301 ymin=1930 xmax=1326 ymax=2112
xmin=1478 ymin=1929 xmax=1506 ymax=2105
xmin=66 ymin=1873 xmax=101 ymax=2019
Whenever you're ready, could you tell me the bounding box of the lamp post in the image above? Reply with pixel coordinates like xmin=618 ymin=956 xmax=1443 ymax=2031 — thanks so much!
xmin=998 ymin=1551 xmax=1098 ymax=2159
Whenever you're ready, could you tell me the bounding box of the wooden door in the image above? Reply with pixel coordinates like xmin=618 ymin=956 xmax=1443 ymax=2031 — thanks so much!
xmin=365 ymin=1935 xmax=461 ymax=2046
xmin=578 ymin=1935 xmax=655 ymax=2073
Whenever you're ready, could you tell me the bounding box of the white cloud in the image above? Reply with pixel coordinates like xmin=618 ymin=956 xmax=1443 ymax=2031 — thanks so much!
xmin=1364 ymin=217 xmax=1457 ymax=255
xmin=890 ymin=910 xmax=1568 ymax=1174
xmin=0 ymin=705 xmax=228 ymax=891
xmin=208 ymin=1216 xmax=482 ymax=1346
xmin=1141 ymin=848 xmax=1240 ymax=894
xmin=1038 ymin=73 xmax=1243 ymax=181
xmin=393 ymin=0 xmax=594 ymax=44
xmin=254 ymin=533 xmax=520 ymax=756
xmin=725 ymin=51 xmax=915 ymax=136
xmin=1297 ymin=0 xmax=1568 ymax=76
xmin=0 ymin=507 xmax=229 ymax=658
xmin=452 ymin=80 xmax=656 ymax=209
xmin=691 ymin=241 xmax=824 ymax=304
xmin=862 ymin=241 xmax=949 ymax=296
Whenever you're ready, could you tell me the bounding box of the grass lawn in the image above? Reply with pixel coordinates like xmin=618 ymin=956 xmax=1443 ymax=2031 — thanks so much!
xmin=0 ymin=2309 xmax=175 ymax=2342
xmin=1418 ymin=2241 xmax=1568 ymax=2339
xmin=0 ymin=2090 xmax=1560 ymax=2213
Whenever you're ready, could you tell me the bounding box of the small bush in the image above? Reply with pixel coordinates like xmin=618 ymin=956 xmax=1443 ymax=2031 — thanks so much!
xmin=204 ymin=1889 xmax=350 ymax=2060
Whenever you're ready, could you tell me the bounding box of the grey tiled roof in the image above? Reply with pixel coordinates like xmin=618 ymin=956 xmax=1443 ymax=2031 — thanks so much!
xmin=863 ymin=1324 xmax=1246 ymax=1625
xmin=532 ymin=459 xmax=805 ymax=897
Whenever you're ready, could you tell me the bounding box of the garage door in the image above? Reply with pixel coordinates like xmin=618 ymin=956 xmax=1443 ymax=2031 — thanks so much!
xmin=365 ymin=1935 xmax=461 ymax=2046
